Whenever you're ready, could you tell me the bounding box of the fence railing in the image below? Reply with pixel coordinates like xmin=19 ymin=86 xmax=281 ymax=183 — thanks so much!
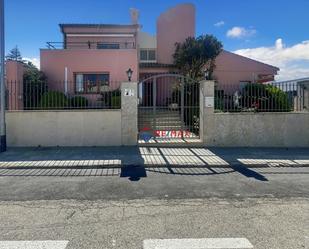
xmin=214 ymin=82 xmax=308 ymax=113
xmin=46 ymin=41 xmax=136 ymax=50
xmin=6 ymin=80 xmax=122 ymax=111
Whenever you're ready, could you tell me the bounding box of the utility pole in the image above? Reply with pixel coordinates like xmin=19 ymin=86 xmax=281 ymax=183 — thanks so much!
xmin=0 ymin=0 xmax=6 ymax=152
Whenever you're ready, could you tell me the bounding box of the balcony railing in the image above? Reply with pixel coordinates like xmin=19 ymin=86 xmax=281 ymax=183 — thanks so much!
xmin=46 ymin=41 xmax=136 ymax=50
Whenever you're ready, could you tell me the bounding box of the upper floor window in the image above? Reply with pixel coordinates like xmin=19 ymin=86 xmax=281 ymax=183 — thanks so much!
xmin=97 ymin=43 xmax=120 ymax=49
xmin=75 ymin=73 xmax=109 ymax=93
xmin=140 ymin=49 xmax=156 ymax=62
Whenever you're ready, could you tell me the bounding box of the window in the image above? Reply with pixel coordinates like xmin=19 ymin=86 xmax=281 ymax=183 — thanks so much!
xmin=97 ymin=43 xmax=120 ymax=49
xmin=140 ymin=49 xmax=156 ymax=62
xmin=140 ymin=50 xmax=148 ymax=61
xmin=75 ymin=73 xmax=109 ymax=93
xmin=148 ymin=50 xmax=156 ymax=61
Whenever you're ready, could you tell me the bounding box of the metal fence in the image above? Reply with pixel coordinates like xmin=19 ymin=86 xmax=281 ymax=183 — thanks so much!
xmin=214 ymin=81 xmax=308 ymax=113
xmin=6 ymin=80 xmax=122 ymax=111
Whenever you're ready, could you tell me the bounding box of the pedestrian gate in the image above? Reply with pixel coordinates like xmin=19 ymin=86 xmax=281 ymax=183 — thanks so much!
xmin=138 ymin=74 xmax=200 ymax=142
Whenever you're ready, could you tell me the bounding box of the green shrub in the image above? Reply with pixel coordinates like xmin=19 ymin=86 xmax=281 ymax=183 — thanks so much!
xmin=23 ymin=65 xmax=48 ymax=109
xmin=264 ymin=84 xmax=291 ymax=111
xmin=70 ymin=96 xmax=88 ymax=108
xmin=241 ymin=83 xmax=291 ymax=112
xmin=111 ymin=95 xmax=121 ymax=108
xmin=99 ymin=88 xmax=121 ymax=108
xmin=39 ymin=91 xmax=68 ymax=109
xmin=215 ymin=89 xmax=224 ymax=111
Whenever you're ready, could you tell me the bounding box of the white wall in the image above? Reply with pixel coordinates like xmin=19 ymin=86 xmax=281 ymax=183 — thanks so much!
xmin=6 ymin=110 xmax=122 ymax=147
xmin=204 ymin=112 xmax=309 ymax=147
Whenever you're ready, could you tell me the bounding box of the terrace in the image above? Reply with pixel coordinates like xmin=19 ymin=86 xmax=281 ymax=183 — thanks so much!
xmin=46 ymin=41 xmax=136 ymax=50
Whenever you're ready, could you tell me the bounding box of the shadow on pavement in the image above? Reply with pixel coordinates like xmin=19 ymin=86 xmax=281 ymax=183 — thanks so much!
xmin=0 ymin=167 xmax=120 ymax=177
xmin=0 ymin=146 xmax=308 ymax=181
xmin=120 ymin=165 xmax=147 ymax=181
xmin=146 ymin=167 xmax=235 ymax=176
xmin=230 ymin=165 xmax=268 ymax=181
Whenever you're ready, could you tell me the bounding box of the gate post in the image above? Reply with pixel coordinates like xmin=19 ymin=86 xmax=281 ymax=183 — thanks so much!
xmin=199 ymin=80 xmax=215 ymax=145
xmin=121 ymin=82 xmax=138 ymax=146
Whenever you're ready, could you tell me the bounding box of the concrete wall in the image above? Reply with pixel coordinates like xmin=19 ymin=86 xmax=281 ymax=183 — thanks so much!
xmin=121 ymin=82 xmax=138 ymax=146
xmin=6 ymin=110 xmax=122 ymax=147
xmin=204 ymin=113 xmax=309 ymax=147
xmin=200 ymin=81 xmax=309 ymax=148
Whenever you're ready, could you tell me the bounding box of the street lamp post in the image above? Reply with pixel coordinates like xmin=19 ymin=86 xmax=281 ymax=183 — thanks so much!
xmin=0 ymin=0 xmax=6 ymax=152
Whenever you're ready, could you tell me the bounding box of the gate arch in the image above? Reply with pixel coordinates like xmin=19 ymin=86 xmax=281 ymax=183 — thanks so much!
xmin=138 ymin=74 xmax=200 ymax=142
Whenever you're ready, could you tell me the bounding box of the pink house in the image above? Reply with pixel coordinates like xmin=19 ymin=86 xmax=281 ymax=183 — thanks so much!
xmin=40 ymin=24 xmax=139 ymax=106
xmin=139 ymin=3 xmax=279 ymax=83
xmin=5 ymin=60 xmax=25 ymax=110
xmin=6 ymin=3 xmax=279 ymax=109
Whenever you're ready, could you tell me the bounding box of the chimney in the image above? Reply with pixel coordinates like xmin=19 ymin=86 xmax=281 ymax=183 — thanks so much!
xmin=130 ymin=8 xmax=139 ymax=24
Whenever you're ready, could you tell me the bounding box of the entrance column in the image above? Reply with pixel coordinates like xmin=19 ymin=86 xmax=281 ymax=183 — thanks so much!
xmin=199 ymin=80 xmax=215 ymax=145
xmin=121 ymin=82 xmax=138 ymax=146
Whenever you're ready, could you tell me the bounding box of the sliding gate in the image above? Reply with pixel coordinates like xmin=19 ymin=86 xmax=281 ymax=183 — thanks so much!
xmin=138 ymin=74 xmax=200 ymax=142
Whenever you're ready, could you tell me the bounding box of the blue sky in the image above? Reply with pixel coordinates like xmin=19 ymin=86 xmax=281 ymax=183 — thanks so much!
xmin=4 ymin=0 xmax=309 ymax=80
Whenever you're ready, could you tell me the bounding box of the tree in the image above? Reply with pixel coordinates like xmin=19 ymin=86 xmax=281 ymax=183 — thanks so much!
xmin=23 ymin=63 xmax=48 ymax=109
xmin=6 ymin=46 xmax=23 ymax=61
xmin=173 ymin=35 xmax=223 ymax=80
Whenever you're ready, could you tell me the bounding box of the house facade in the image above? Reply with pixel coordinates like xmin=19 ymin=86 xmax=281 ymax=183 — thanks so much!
xmin=5 ymin=3 xmax=279 ymax=109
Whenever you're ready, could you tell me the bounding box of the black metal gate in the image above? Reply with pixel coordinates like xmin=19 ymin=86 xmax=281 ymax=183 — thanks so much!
xmin=138 ymin=74 xmax=200 ymax=142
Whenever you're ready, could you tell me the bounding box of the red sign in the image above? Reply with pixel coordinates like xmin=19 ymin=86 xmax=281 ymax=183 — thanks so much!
xmin=155 ymin=130 xmax=191 ymax=138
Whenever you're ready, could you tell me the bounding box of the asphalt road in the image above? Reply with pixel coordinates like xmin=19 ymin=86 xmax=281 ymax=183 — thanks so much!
xmin=0 ymin=198 xmax=308 ymax=249
xmin=0 ymin=166 xmax=308 ymax=201
xmin=0 ymin=166 xmax=308 ymax=249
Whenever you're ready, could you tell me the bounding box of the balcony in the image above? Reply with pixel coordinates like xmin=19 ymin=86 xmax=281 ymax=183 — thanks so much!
xmin=46 ymin=41 xmax=136 ymax=50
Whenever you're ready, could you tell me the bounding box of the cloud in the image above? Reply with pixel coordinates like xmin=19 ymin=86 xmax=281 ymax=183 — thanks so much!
xmin=226 ymin=26 xmax=256 ymax=39
xmin=23 ymin=57 xmax=40 ymax=69
xmin=214 ymin=21 xmax=225 ymax=27
xmin=234 ymin=39 xmax=309 ymax=80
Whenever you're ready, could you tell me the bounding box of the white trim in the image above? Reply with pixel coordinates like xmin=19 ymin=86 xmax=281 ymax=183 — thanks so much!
xmin=66 ymin=34 xmax=134 ymax=37
xmin=140 ymin=60 xmax=157 ymax=63
xmin=143 ymin=238 xmax=254 ymax=249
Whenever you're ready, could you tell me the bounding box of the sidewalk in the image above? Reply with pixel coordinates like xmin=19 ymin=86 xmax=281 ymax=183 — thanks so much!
xmin=0 ymin=146 xmax=308 ymax=169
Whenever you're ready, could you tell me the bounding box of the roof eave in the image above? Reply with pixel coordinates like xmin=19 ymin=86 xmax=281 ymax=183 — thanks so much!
xmin=224 ymin=50 xmax=280 ymax=72
xmin=59 ymin=23 xmax=140 ymax=29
